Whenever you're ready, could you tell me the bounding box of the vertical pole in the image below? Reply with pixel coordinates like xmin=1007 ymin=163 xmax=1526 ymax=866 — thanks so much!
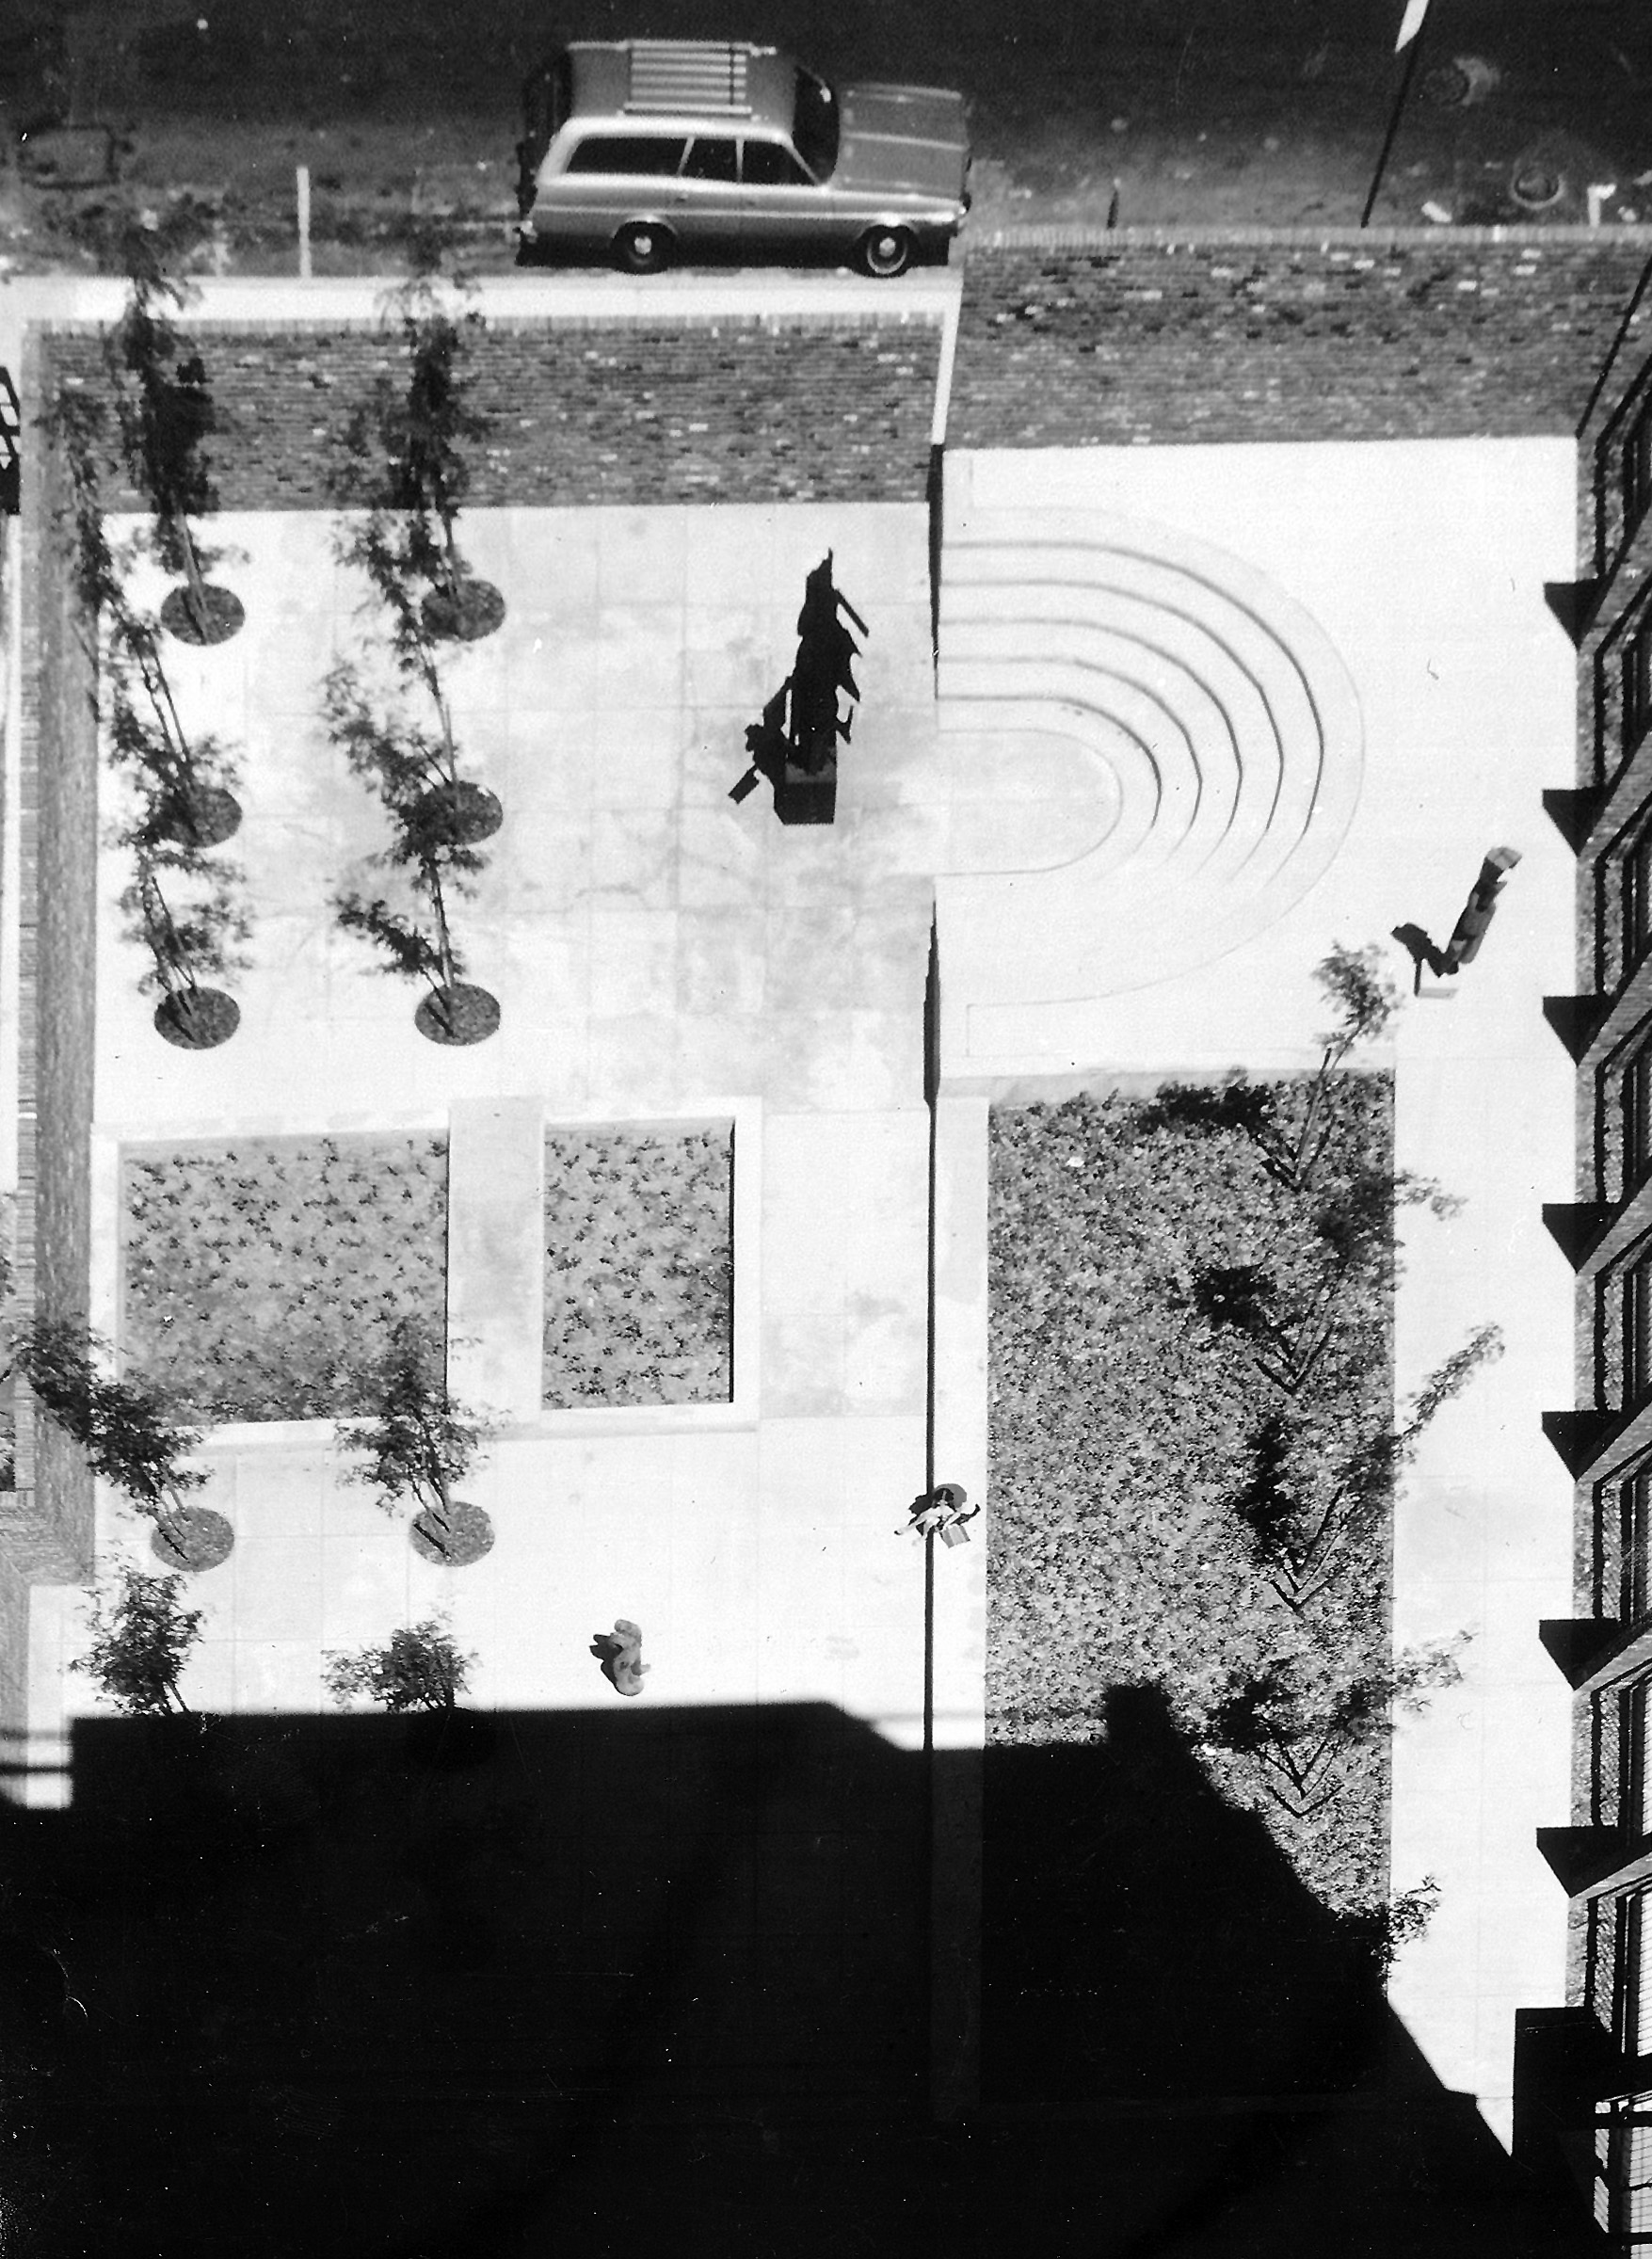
xmin=297 ymin=166 xmax=312 ymax=280
xmin=1360 ymin=21 xmax=1429 ymax=229
xmin=922 ymin=913 xmax=939 ymax=2117
xmin=923 ymin=913 xmax=939 ymax=1759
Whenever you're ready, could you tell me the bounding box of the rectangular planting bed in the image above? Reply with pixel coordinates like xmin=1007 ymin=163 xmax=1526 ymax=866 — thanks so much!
xmin=987 ymin=1074 xmax=1397 ymax=1916
xmin=542 ymin=1124 xmax=733 ymax=1409
xmin=120 ymin=1134 xmax=449 ymax=1420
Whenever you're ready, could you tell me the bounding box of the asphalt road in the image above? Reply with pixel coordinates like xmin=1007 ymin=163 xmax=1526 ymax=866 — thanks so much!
xmin=1 ymin=0 xmax=1650 ymax=270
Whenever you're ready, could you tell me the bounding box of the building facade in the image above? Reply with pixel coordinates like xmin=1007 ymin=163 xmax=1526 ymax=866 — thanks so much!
xmin=1521 ymin=256 xmax=1652 ymax=2247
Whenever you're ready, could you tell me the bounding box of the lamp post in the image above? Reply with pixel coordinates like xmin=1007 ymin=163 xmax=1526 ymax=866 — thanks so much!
xmin=1361 ymin=0 xmax=1435 ymax=228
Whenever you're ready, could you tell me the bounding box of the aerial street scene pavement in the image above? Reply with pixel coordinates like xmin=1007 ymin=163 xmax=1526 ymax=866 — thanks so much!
xmin=4 ymin=1 xmax=1652 ymax=2251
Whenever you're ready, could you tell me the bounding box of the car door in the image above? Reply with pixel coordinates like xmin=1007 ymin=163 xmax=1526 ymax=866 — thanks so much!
xmin=675 ymin=135 xmax=744 ymax=254
xmin=739 ymin=134 xmax=837 ymax=258
xmin=553 ymin=132 xmax=688 ymax=251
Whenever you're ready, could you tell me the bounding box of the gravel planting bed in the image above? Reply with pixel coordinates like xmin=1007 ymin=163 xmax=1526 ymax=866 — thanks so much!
xmin=543 ymin=1126 xmax=732 ymax=1409
xmin=988 ymin=1077 xmax=1395 ymax=1913
xmin=121 ymin=1135 xmax=448 ymax=1420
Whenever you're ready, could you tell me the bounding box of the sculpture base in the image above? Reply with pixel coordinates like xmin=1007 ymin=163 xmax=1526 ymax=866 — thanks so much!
xmin=773 ymin=759 xmax=837 ymax=826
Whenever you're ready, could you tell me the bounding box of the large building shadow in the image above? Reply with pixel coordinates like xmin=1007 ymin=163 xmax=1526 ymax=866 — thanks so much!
xmin=0 ymin=1686 xmax=1604 ymax=2256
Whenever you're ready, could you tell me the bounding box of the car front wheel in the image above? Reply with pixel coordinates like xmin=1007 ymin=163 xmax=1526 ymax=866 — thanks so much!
xmin=856 ymin=225 xmax=915 ymax=280
xmin=612 ymin=221 xmax=674 ymax=275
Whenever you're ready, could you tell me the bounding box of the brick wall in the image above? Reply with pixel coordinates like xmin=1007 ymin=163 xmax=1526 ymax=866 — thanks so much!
xmin=40 ymin=314 xmax=943 ymax=510
xmin=950 ymin=229 xmax=1652 ymax=449
xmin=0 ymin=1547 xmax=25 ymax=1764
xmin=4 ymin=337 xmax=98 ymax=1593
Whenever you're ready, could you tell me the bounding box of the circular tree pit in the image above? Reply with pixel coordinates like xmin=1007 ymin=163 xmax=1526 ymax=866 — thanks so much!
xmin=409 ymin=1499 xmax=494 ymax=1566
xmin=412 ymin=781 xmax=504 ymax=849
xmin=415 ymin=984 xmax=500 ymax=1047
xmin=151 ymin=1506 xmax=235 ymax=1572
xmin=160 ymin=585 xmax=247 ymax=646
xmin=149 ymin=785 xmax=243 ymax=849
xmin=155 ymin=988 xmax=241 ymax=1049
xmin=421 ymin=578 xmax=506 ymax=643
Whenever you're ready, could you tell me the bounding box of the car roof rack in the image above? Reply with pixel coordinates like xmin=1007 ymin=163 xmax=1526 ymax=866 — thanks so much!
xmin=623 ymin=40 xmax=761 ymax=116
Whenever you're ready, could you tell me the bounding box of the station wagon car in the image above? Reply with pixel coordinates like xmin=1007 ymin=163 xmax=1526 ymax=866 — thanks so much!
xmin=515 ymin=39 xmax=970 ymax=278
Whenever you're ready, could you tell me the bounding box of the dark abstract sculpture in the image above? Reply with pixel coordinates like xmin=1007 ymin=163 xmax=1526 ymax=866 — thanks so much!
xmin=730 ymin=553 xmax=867 ymax=825
xmin=1392 ymin=845 xmax=1521 ymax=992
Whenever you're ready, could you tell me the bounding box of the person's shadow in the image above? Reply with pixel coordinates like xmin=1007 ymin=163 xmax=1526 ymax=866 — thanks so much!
xmin=590 ymin=1620 xmax=650 ymax=1698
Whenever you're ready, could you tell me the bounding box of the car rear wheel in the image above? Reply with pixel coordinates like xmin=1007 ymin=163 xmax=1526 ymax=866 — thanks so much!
xmin=856 ymin=225 xmax=914 ymax=280
xmin=613 ymin=221 xmax=674 ymax=275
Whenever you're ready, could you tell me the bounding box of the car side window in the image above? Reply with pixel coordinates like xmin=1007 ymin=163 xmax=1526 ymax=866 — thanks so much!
xmin=565 ymin=135 xmax=689 ymax=176
xmin=742 ymin=139 xmax=814 ymax=187
xmin=682 ymin=137 xmax=739 ymax=183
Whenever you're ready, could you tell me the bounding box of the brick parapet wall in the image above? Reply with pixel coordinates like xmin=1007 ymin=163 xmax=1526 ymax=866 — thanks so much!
xmin=2 ymin=334 xmax=98 ymax=1592
xmin=0 ymin=1547 xmax=25 ymax=1762
xmin=951 ymin=233 xmax=1652 ymax=451
xmin=39 ymin=313 xmax=943 ymax=510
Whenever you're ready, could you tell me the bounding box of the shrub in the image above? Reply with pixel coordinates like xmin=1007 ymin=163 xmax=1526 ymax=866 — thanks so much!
xmin=72 ymin=1565 xmax=204 ymax=1716
xmin=324 ymin=1619 xmax=473 ymax=1714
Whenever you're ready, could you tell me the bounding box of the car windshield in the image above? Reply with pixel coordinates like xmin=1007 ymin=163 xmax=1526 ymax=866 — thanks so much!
xmin=793 ymin=67 xmax=839 ymax=181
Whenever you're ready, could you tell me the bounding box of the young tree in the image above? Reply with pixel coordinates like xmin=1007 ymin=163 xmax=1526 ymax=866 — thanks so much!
xmin=107 ymin=630 xmax=242 ymax=848
xmin=1204 ymin=1639 xmax=1463 ymax=1818
xmin=1142 ymin=942 xmax=1401 ymax=1195
xmin=105 ymin=223 xmax=219 ymax=639
xmin=1191 ymin=1173 xmax=1456 ymax=1401
xmin=72 ymin=1565 xmax=204 ymax=1717
xmin=325 ymin=665 xmax=493 ymax=1039
xmin=323 ymin=655 xmax=484 ymax=841
xmin=338 ymin=524 xmax=467 ymax=759
xmin=324 ymin=1618 xmax=474 ymax=1714
xmin=343 ymin=1318 xmax=495 ymax=1559
xmin=116 ymin=825 xmax=250 ymax=1039
xmin=332 ymin=238 xmax=491 ymax=615
xmin=1342 ymin=1875 xmax=1441 ymax=1978
xmin=38 ymin=383 xmax=125 ymax=632
xmin=1225 ymin=1323 xmax=1503 ymax=1611
xmin=13 ymin=1317 xmax=209 ymax=1541
xmin=43 ymin=379 xmax=243 ymax=840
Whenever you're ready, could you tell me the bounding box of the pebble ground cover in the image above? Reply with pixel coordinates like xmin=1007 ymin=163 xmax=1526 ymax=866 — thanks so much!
xmin=543 ymin=1127 xmax=733 ymax=1409
xmin=121 ymin=1135 xmax=448 ymax=1420
xmin=987 ymin=1076 xmax=1396 ymax=1913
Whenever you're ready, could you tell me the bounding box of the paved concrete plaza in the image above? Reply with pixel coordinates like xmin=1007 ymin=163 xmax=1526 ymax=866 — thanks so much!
xmin=942 ymin=439 xmax=1580 ymax=2143
xmin=16 ymin=423 xmax=1579 ymax=2144
xmin=33 ymin=499 xmax=958 ymax=1752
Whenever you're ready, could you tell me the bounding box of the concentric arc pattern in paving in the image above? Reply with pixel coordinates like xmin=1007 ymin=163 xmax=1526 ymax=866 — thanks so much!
xmin=936 ymin=505 xmax=1365 ymax=1002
